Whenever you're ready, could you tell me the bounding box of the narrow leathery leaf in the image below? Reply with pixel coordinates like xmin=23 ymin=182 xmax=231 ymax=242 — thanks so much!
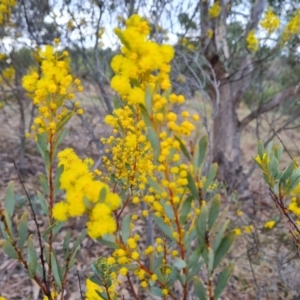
xmin=54 ymin=128 xmax=68 ymax=154
xmin=4 ymin=181 xmax=15 ymax=217
xmin=51 ymin=252 xmax=62 ymax=289
xmin=53 ymin=221 xmax=65 ymax=236
xmin=44 ymin=245 xmax=50 ymax=265
xmin=147 ymin=127 xmax=160 ymax=161
xmin=267 ymin=141 xmax=273 ymax=156
xmin=95 ymin=291 xmax=108 ymax=300
xmin=36 ymin=132 xmax=48 ymax=158
xmin=98 ymin=187 xmax=107 ymax=203
xmin=281 ymin=161 xmax=295 ymax=182
xmin=152 ymin=255 xmax=163 ymax=270
xmin=89 ymin=276 xmax=102 ymax=286
xmin=257 ymin=140 xmax=264 ymax=159
xmin=37 ymin=132 xmax=48 ymax=151
xmin=97 ymin=234 xmax=119 ymax=249
xmin=290 ymin=167 xmax=300 ymax=185
xmin=213 ymin=232 xmax=235 ymax=268
xmin=150 ymin=287 xmax=163 ymax=297
xmin=196 ymin=204 xmax=208 ymax=246
xmin=187 ymin=260 xmax=205 ymax=281
xmin=72 ymin=229 xmax=87 ymax=252
xmin=37 ymin=191 xmax=49 ymax=215
xmin=27 ymin=235 xmax=38 ymax=278
xmin=147 ymin=177 xmax=164 ymax=193
xmin=178 ymin=273 xmax=186 ymax=285
xmin=164 ymin=203 xmax=174 ymax=220
xmin=43 ymin=223 xmax=56 ymax=243
xmin=263 ymin=172 xmax=272 ymax=186
xmin=203 ymin=163 xmax=218 ymax=192
xmin=36 ymin=263 xmax=43 ymax=276
xmin=213 ymin=220 xmax=230 ymax=251
xmin=153 ymin=216 xmax=174 ymax=240
xmin=193 ymin=143 xmax=200 ymax=175
xmin=43 ymin=222 xmax=65 ymax=243
xmin=63 ymin=231 xmax=71 ymax=260
xmin=187 ymin=172 xmax=199 ymax=200
xmin=193 ymin=277 xmax=207 ymax=300
xmin=54 ymin=165 xmax=64 ymax=197
xmin=187 ymin=247 xmax=202 ymax=269
xmin=44 ymin=150 xmax=50 ymax=173
xmin=4 ymin=210 xmax=13 ymax=236
xmin=3 ymin=240 xmax=18 ymax=259
xmin=274 ymin=144 xmax=283 ymax=161
xmin=167 ymin=266 xmax=179 ymax=287
xmin=121 ymin=214 xmax=131 ymax=243
xmin=83 ymin=196 xmax=92 ymax=210
xmin=208 ymin=194 xmax=221 ymax=229
xmin=145 ymin=85 xmax=152 ymax=113
xmin=180 ymin=195 xmax=193 ymax=224
xmin=273 ymin=180 xmax=280 ymax=196
xmin=0 ymin=222 xmax=9 ymax=240
xmin=156 ymin=268 xmax=164 ymax=282
xmin=214 ymin=264 xmax=234 ymax=298
xmin=184 ymin=228 xmax=197 ymax=246
xmin=195 ymin=135 xmax=208 ymax=172
xmin=208 ymin=247 xmax=214 ymax=274
xmin=55 ymin=111 xmax=73 ymax=133
xmin=175 ymin=136 xmax=191 ymax=161
xmin=139 ymin=104 xmax=152 ymax=128
xmin=18 ymin=211 xmax=28 ymax=250
xmin=270 ymin=156 xmax=278 ymax=178
xmin=174 ymin=258 xmax=186 ymax=270
xmin=39 ymin=174 xmax=49 ymax=196
xmin=113 ymin=96 xmax=121 ymax=109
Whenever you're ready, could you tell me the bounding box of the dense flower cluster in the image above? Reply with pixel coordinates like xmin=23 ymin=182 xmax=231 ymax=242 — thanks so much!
xmin=99 ymin=15 xmax=213 ymax=293
xmin=288 ymin=197 xmax=300 ymax=217
xmin=0 ymin=65 xmax=15 ymax=84
xmin=22 ymin=41 xmax=84 ymax=137
xmin=102 ymin=106 xmax=154 ymax=189
xmin=282 ymin=9 xmax=300 ymax=42
xmin=246 ymin=30 xmax=259 ymax=52
xmin=209 ymin=2 xmax=222 ymax=19
xmin=260 ymin=8 xmax=280 ymax=34
xmin=110 ymin=14 xmax=174 ymax=100
xmin=0 ymin=0 xmax=16 ymax=25
xmin=53 ymin=148 xmax=121 ymax=238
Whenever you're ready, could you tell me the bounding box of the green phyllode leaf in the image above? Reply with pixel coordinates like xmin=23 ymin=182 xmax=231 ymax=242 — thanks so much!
xmin=214 ymin=264 xmax=234 ymax=299
xmin=4 ymin=181 xmax=15 ymax=217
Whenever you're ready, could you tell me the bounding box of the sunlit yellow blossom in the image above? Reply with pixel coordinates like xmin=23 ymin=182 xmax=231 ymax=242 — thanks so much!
xmin=260 ymin=8 xmax=280 ymax=34
xmin=246 ymin=30 xmax=259 ymax=52
xmin=244 ymin=225 xmax=254 ymax=233
xmin=85 ymin=278 xmax=103 ymax=300
xmin=209 ymin=2 xmax=221 ymax=18
xmin=264 ymin=220 xmax=276 ymax=229
xmin=232 ymin=228 xmax=242 ymax=236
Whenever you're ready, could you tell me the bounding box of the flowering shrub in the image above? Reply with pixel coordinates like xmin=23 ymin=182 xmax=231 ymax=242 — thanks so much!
xmin=0 ymin=15 xmax=236 ymax=300
xmin=255 ymin=141 xmax=300 ymax=248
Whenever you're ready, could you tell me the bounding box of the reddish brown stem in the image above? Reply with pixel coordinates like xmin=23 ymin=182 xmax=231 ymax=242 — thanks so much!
xmin=48 ymin=132 xmax=54 ymax=286
xmin=126 ymin=273 xmax=139 ymax=300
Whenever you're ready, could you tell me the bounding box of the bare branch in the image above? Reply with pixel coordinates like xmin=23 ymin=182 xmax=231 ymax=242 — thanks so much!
xmin=240 ymin=85 xmax=300 ymax=128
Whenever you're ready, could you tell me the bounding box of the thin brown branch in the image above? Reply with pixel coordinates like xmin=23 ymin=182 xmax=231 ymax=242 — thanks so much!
xmin=126 ymin=273 xmax=139 ymax=300
xmin=240 ymin=85 xmax=300 ymax=128
xmin=77 ymin=269 xmax=84 ymax=300
xmin=13 ymin=160 xmax=48 ymax=288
